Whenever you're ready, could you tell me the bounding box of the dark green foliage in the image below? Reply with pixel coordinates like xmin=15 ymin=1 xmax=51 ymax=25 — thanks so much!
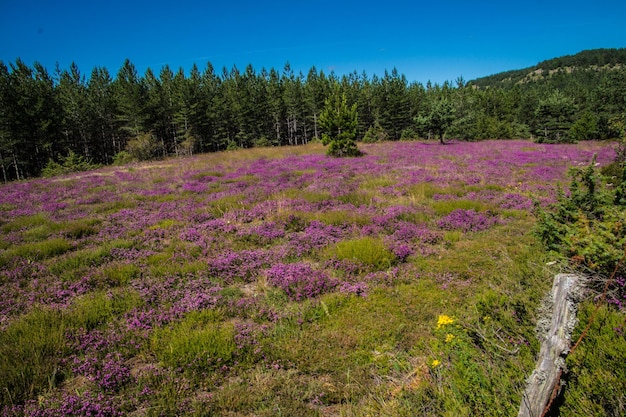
xmin=319 ymin=91 xmax=361 ymax=157
xmin=2 ymin=48 xmax=626 ymax=180
xmin=533 ymin=90 xmax=577 ymax=143
xmin=41 ymin=150 xmax=100 ymax=177
xmin=415 ymin=97 xmax=456 ymax=144
xmin=532 ymin=152 xmax=626 ymax=416
xmin=570 ymin=112 xmax=599 ymax=141
xmin=125 ymin=131 xmax=163 ymax=161
xmin=534 ymin=156 xmax=625 ymax=276
xmin=362 ymin=121 xmax=388 ymax=143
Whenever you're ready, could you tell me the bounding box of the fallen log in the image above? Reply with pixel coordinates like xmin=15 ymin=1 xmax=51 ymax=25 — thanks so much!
xmin=518 ymin=273 xmax=585 ymax=417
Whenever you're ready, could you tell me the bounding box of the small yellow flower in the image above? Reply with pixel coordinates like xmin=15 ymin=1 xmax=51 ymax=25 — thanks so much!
xmin=431 ymin=359 xmax=441 ymax=367
xmin=436 ymin=314 xmax=454 ymax=329
xmin=445 ymin=333 xmax=455 ymax=343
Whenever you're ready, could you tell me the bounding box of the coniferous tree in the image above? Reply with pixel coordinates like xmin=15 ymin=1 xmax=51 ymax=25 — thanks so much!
xmin=378 ymin=68 xmax=410 ymax=140
xmin=56 ymin=62 xmax=91 ymax=158
xmin=320 ymin=90 xmax=361 ymax=157
xmin=283 ymin=63 xmax=306 ymax=145
xmin=533 ymin=89 xmax=577 ymax=143
xmin=266 ymin=68 xmax=284 ymax=145
xmin=304 ymin=66 xmax=328 ymax=141
xmin=0 ymin=61 xmax=14 ymax=181
xmin=86 ymin=66 xmax=118 ymax=162
xmin=114 ymin=59 xmax=148 ymax=140
xmin=1 ymin=60 xmax=62 ymax=178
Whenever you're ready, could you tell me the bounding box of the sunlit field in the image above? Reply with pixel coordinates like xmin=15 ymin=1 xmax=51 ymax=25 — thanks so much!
xmin=0 ymin=140 xmax=618 ymax=416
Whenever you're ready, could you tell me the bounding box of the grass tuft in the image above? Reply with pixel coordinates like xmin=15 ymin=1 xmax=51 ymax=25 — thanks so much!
xmin=151 ymin=310 xmax=235 ymax=372
xmin=327 ymin=237 xmax=396 ymax=271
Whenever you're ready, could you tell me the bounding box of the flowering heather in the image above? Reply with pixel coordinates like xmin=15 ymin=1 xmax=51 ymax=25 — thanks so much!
xmin=338 ymin=281 xmax=369 ymax=297
xmin=236 ymin=221 xmax=286 ymax=243
xmin=126 ymin=275 xmax=222 ymax=330
xmin=72 ymin=352 xmax=132 ymax=392
xmin=208 ymin=249 xmax=281 ymax=283
xmin=266 ymin=262 xmax=338 ymax=301
xmin=181 ymin=181 xmax=208 ymax=193
xmin=437 ymin=209 xmax=501 ymax=232
xmin=0 ymin=140 xmax=618 ymax=415
xmin=284 ymin=220 xmax=345 ymax=257
xmin=8 ymin=391 xmax=121 ymax=417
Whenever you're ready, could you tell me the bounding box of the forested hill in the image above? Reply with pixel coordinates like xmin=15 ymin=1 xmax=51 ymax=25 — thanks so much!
xmin=1 ymin=48 xmax=626 ymax=181
xmin=469 ymin=48 xmax=626 ymax=88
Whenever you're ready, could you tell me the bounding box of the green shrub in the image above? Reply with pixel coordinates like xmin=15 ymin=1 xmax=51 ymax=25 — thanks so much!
xmin=41 ymin=150 xmax=100 ymax=178
xmin=362 ymin=122 xmax=388 ymax=143
xmin=125 ymin=132 xmax=163 ymax=161
xmin=400 ymin=128 xmax=418 ymax=140
xmin=112 ymin=150 xmax=135 ymax=165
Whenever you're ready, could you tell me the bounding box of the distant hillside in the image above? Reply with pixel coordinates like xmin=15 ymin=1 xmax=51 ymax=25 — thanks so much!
xmin=469 ymin=48 xmax=626 ymax=88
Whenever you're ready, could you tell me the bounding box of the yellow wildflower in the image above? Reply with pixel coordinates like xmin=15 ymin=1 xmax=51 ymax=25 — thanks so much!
xmin=445 ymin=333 xmax=455 ymax=343
xmin=436 ymin=314 xmax=454 ymax=329
xmin=431 ymin=359 xmax=441 ymax=367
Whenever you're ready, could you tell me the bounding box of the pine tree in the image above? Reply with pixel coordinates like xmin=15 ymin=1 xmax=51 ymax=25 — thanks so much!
xmin=56 ymin=62 xmax=90 ymax=158
xmin=319 ymin=90 xmax=361 ymax=157
xmin=86 ymin=66 xmax=118 ymax=162
xmin=114 ymin=59 xmax=148 ymax=139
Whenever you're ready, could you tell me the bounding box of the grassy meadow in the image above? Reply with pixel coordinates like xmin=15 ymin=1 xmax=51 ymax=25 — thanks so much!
xmin=0 ymin=140 xmax=623 ymax=416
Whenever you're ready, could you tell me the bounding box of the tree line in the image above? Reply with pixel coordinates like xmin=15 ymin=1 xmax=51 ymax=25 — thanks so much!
xmin=1 ymin=52 xmax=625 ymax=181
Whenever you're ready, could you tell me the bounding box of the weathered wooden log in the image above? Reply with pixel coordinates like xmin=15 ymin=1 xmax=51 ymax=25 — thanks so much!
xmin=518 ymin=273 xmax=584 ymax=417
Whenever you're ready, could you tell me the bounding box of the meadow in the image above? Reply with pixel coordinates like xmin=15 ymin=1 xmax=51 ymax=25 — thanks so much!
xmin=0 ymin=139 xmax=621 ymax=416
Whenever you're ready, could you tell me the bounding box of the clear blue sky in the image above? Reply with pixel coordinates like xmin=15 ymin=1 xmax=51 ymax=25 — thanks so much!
xmin=1 ymin=0 xmax=625 ymax=85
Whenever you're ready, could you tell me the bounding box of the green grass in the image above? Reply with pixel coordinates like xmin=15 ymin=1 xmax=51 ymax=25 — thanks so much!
xmin=335 ymin=191 xmax=373 ymax=207
xmin=0 ymin=289 xmax=143 ymax=406
xmin=314 ymin=209 xmax=372 ymax=227
xmin=560 ymin=304 xmax=626 ymax=417
xmin=7 ymin=237 xmax=73 ymax=261
xmin=0 ymin=307 xmax=67 ymax=405
xmin=327 ymin=237 xmax=396 ymax=271
xmin=1 ymin=142 xmax=621 ymax=416
xmin=206 ymin=194 xmax=247 ymax=217
xmin=1 ymin=212 xmax=49 ymax=233
xmin=151 ymin=310 xmax=235 ymax=372
xmin=361 ymin=175 xmax=396 ymax=190
xmin=47 ymin=245 xmax=112 ymax=281
xmin=281 ymin=188 xmax=332 ymax=203
xmin=68 ymin=289 xmax=143 ymax=330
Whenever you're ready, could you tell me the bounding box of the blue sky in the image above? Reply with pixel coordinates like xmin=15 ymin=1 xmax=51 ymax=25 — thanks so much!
xmin=1 ymin=0 xmax=625 ymax=85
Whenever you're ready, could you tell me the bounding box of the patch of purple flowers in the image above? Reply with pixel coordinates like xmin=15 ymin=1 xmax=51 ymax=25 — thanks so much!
xmin=208 ymin=249 xmax=280 ymax=283
xmin=499 ymin=193 xmax=534 ymax=211
xmin=15 ymin=391 xmax=121 ymax=417
xmin=437 ymin=209 xmax=500 ymax=232
xmin=72 ymin=352 xmax=131 ymax=392
xmin=338 ymin=281 xmax=369 ymax=297
xmin=266 ymin=262 xmax=338 ymax=301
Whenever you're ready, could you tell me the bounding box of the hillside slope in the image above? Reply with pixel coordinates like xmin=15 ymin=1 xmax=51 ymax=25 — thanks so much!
xmin=469 ymin=48 xmax=626 ymax=88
